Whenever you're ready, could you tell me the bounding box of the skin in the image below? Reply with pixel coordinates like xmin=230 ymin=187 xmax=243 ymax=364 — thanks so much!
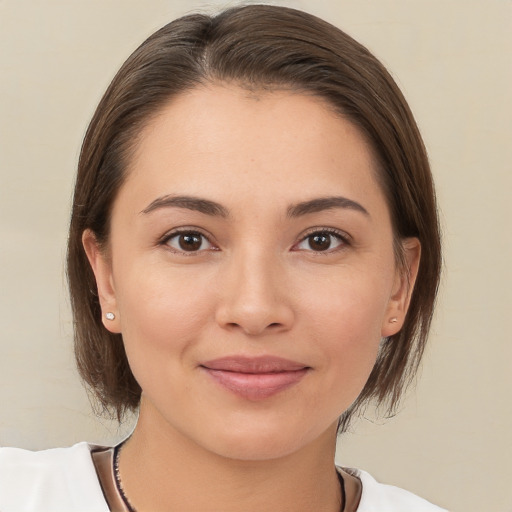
xmin=84 ymin=84 xmax=420 ymax=512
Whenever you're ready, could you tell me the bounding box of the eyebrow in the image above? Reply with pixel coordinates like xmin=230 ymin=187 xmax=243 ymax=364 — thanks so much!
xmin=141 ymin=195 xmax=229 ymax=217
xmin=287 ymin=196 xmax=369 ymax=217
xmin=140 ymin=194 xmax=368 ymax=219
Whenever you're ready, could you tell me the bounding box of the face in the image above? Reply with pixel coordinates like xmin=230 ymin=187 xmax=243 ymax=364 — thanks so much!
xmin=85 ymin=84 xmax=419 ymax=461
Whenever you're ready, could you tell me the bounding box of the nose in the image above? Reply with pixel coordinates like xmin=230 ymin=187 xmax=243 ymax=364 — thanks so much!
xmin=215 ymin=249 xmax=295 ymax=336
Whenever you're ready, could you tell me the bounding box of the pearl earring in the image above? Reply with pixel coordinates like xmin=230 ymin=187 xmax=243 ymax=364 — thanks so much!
xmin=389 ymin=317 xmax=398 ymax=323
xmin=105 ymin=312 xmax=116 ymax=321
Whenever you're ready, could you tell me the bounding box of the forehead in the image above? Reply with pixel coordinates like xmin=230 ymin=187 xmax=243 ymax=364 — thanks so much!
xmin=120 ymin=84 xmax=387 ymax=217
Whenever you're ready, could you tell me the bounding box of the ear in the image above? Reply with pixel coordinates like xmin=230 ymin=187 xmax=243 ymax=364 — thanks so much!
xmin=381 ymin=237 xmax=421 ymax=337
xmin=82 ymin=229 xmax=121 ymax=334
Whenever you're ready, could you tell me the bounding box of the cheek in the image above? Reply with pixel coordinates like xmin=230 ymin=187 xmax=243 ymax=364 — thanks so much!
xmin=299 ymin=270 xmax=391 ymax=389
xmin=114 ymin=267 xmax=213 ymax=357
xmin=301 ymin=267 xmax=391 ymax=340
xmin=113 ymin=269 xmax=218 ymax=406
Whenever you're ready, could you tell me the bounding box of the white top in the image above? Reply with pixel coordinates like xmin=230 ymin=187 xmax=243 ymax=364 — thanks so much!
xmin=0 ymin=442 xmax=448 ymax=511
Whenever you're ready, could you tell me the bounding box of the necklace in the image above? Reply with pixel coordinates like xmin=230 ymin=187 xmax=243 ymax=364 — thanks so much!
xmin=113 ymin=443 xmax=137 ymax=512
xmin=113 ymin=442 xmax=346 ymax=512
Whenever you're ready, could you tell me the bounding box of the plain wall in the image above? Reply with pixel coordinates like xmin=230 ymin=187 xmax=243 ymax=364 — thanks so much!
xmin=1 ymin=1 xmax=510 ymax=511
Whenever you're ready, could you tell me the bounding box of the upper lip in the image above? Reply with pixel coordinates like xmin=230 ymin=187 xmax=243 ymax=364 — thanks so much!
xmin=200 ymin=356 xmax=309 ymax=373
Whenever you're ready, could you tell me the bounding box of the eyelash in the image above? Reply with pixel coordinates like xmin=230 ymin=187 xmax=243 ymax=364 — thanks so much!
xmin=293 ymin=228 xmax=351 ymax=254
xmin=159 ymin=228 xmax=217 ymax=255
xmin=159 ymin=227 xmax=351 ymax=255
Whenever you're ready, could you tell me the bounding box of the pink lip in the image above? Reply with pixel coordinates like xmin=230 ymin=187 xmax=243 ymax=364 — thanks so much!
xmin=200 ymin=356 xmax=310 ymax=401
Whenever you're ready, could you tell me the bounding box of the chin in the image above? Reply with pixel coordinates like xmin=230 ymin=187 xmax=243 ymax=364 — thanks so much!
xmin=208 ymin=434 xmax=304 ymax=462
xmin=197 ymin=417 xmax=334 ymax=462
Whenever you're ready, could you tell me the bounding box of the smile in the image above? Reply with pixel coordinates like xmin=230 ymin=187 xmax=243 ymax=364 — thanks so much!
xmin=200 ymin=356 xmax=310 ymax=401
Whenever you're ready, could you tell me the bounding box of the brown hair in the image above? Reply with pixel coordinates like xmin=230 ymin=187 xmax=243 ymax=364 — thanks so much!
xmin=67 ymin=5 xmax=441 ymax=431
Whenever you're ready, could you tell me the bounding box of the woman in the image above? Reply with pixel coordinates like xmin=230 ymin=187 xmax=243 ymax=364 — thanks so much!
xmin=0 ymin=5 xmax=445 ymax=511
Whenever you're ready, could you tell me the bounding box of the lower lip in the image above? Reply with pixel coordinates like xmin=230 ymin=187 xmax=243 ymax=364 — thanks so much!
xmin=202 ymin=367 xmax=309 ymax=401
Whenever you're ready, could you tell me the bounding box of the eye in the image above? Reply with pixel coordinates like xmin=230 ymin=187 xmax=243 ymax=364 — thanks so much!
xmin=163 ymin=230 xmax=214 ymax=253
xmin=294 ymin=230 xmax=348 ymax=252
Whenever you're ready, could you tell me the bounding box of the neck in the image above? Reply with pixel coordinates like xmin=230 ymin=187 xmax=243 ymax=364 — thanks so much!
xmin=118 ymin=404 xmax=343 ymax=512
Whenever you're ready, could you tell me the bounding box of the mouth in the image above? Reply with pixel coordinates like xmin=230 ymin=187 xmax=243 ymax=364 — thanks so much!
xmin=200 ymin=356 xmax=310 ymax=401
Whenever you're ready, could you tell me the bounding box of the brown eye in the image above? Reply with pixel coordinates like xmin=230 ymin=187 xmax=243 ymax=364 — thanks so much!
xmin=308 ymin=233 xmax=332 ymax=251
xmin=165 ymin=231 xmax=212 ymax=252
xmin=179 ymin=233 xmax=202 ymax=251
xmin=294 ymin=230 xmax=346 ymax=252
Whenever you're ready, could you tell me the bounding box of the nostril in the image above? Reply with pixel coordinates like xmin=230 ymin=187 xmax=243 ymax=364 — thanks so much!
xmin=215 ymin=299 xmax=294 ymax=335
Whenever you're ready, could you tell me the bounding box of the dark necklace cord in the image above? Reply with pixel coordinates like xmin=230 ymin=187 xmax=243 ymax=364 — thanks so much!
xmin=113 ymin=443 xmax=137 ymax=512
xmin=114 ymin=442 xmax=346 ymax=512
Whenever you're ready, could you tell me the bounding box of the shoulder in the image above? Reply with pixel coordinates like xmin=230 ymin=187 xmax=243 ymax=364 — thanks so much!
xmin=0 ymin=442 xmax=109 ymax=512
xmin=344 ymin=467 xmax=448 ymax=512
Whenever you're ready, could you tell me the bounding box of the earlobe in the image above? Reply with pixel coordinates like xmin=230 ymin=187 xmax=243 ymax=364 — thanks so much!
xmin=82 ymin=229 xmax=121 ymax=333
xmin=381 ymin=237 xmax=421 ymax=337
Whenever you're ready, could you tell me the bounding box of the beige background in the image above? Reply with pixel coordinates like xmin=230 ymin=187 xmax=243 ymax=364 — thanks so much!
xmin=1 ymin=1 xmax=510 ymax=511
